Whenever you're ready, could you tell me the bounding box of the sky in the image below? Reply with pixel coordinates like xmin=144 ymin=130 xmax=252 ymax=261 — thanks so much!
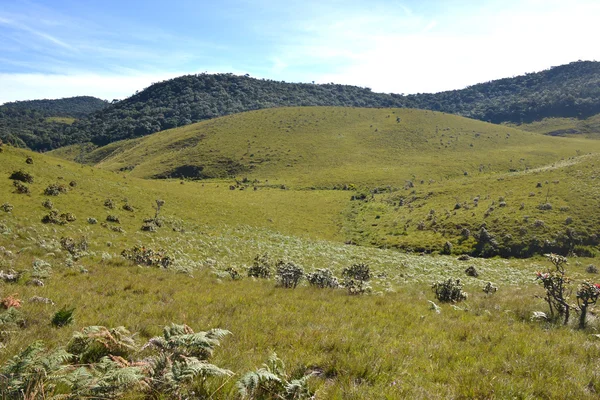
xmin=1 ymin=0 xmax=600 ymax=104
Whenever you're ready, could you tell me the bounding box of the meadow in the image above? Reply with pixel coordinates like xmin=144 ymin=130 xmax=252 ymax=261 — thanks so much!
xmin=3 ymin=108 xmax=600 ymax=398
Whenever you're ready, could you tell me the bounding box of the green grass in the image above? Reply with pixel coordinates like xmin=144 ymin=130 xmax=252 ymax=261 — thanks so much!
xmin=44 ymin=116 xmax=76 ymax=125
xmin=3 ymin=118 xmax=600 ymax=398
xmin=509 ymin=112 xmax=600 ymax=138
xmin=79 ymin=107 xmax=600 ymax=188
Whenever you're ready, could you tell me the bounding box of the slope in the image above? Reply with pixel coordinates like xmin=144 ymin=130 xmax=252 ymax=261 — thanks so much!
xmin=89 ymin=107 xmax=600 ymax=188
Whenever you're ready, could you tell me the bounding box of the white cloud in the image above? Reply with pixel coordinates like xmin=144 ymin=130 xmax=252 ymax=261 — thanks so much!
xmin=0 ymin=72 xmax=184 ymax=104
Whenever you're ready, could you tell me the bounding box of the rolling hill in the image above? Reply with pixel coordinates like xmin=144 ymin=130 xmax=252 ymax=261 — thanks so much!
xmin=20 ymin=60 xmax=600 ymax=151
xmin=52 ymin=106 xmax=600 ymax=257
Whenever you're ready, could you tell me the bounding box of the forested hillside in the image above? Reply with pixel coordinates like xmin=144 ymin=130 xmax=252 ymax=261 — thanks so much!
xmin=0 ymin=96 xmax=108 ymax=150
xmin=3 ymin=61 xmax=600 ymax=150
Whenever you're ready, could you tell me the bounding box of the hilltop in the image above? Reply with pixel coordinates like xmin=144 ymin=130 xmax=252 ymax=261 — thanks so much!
xmin=27 ymin=61 xmax=600 ymax=150
xmin=0 ymin=96 xmax=108 ymax=150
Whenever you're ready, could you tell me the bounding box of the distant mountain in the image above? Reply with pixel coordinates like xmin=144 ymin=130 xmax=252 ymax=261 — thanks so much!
xmin=0 ymin=96 xmax=108 ymax=150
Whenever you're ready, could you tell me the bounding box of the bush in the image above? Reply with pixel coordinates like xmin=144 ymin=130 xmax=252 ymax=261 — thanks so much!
xmin=1 ymin=203 xmax=13 ymax=213
xmin=275 ymin=261 xmax=304 ymax=288
xmin=140 ymin=222 xmax=157 ymax=232
xmin=483 ymin=282 xmax=498 ymax=294
xmin=432 ymin=278 xmax=468 ymax=302
xmin=465 ymin=265 xmax=479 ymax=277
xmin=104 ymin=199 xmax=115 ymax=209
xmin=9 ymin=170 xmax=33 ymax=183
xmin=13 ymin=181 xmax=30 ymax=194
xmin=537 ymin=203 xmax=553 ymax=210
xmin=342 ymin=263 xmax=371 ymax=295
xmin=306 ymin=268 xmax=339 ymax=288
xmin=44 ymin=183 xmax=68 ymax=196
xmin=536 ymin=254 xmax=572 ymax=324
xmin=248 ymin=253 xmax=272 ymax=278
xmin=60 ymin=236 xmax=88 ymax=258
xmin=106 ymin=215 xmax=120 ymax=223
xmin=121 ymin=246 xmax=172 ymax=268
xmin=41 ymin=210 xmax=68 ymax=225
xmin=586 ymin=264 xmax=598 ymax=274
xmin=87 ymin=217 xmax=97 ymax=224
xmin=225 ymin=266 xmax=242 ymax=280
xmin=25 ymin=156 xmax=33 ymax=164
xmin=41 ymin=199 xmax=53 ymax=209
xmin=122 ymin=203 xmax=134 ymax=212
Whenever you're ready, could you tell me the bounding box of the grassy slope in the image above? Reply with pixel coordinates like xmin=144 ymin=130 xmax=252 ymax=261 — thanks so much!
xmin=87 ymin=107 xmax=600 ymax=187
xmin=3 ymin=145 xmax=600 ymax=397
xmin=509 ymin=112 xmax=600 ymax=138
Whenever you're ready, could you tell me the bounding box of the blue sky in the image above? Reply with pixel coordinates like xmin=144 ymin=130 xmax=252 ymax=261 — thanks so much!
xmin=1 ymin=0 xmax=599 ymax=104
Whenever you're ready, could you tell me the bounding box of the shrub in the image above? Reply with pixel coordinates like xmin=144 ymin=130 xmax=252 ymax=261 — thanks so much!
xmin=432 ymin=278 xmax=468 ymax=302
xmin=586 ymin=264 xmax=598 ymax=274
xmin=275 ymin=261 xmax=304 ymax=288
xmin=121 ymin=245 xmax=172 ymax=268
xmin=9 ymin=170 xmax=33 ymax=183
xmin=25 ymin=156 xmax=33 ymax=164
xmin=248 ymin=253 xmax=272 ymax=278
xmin=342 ymin=263 xmax=371 ymax=295
xmin=483 ymin=282 xmax=498 ymax=294
xmin=51 ymin=307 xmax=75 ymax=327
xmin=536 ymin=254 xmax=572 ymax=324
xmin=106 ymin=215 xmax=120 ymax=223
xmin=122 ymin=203 xmax=134 ymax=212
xmin=576 ymin=282 xmax=600 ymax=329
xmin=225 ymin=266 xmax=242 ymax=280
xmin=537 ymin=203 xmax=553 ymax=210
xmin=87 ymin=217 xmax=97 ymax=224
xmin=306 ymin=268 xmax=339 ymax=288
xmin=104 ymin=199 xmax=115 ymax=209
xmin=68 ymin=181 xmax=77 ymax=187
xmin=13 ymin=181 xmax=30 ymax=194
xmin=44 ymin=183 xmax=68 ymax=196
xmin=141 ymin=222 xmax=157 ymax=232
xmin=41 ymin=199 xmax=53 ymax=209
xmin=465 ymin=265 xmax=479 ymax=277
xmin=60 ymin=236 xmax=88 ymax=259
xmin=1 ymin=203 xmax=13 ymax=213
xmin=41 ymin=210 xmax=67 ymax=225
xmin=1 ymin=294 xmax=22 ymax=309
xmin=67 ymin=325 xmax=136 ymax=363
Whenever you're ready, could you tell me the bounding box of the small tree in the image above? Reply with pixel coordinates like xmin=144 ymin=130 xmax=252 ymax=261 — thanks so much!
xmin=536 ymin=253 xmax=572 ymax=325
xmin=576 ymin=282 xmax=600 ymax=329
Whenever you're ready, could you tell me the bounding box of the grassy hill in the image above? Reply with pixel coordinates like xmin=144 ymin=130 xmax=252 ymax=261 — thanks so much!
xmin=509 ymin=112 xmax=600 ymax=138
xmin=27 ymin=60 xmax=600 ymax=151
xmin=51 ymin=106 xmax=600 ymax=258
xmin=0 ymin=96 xmax=108 ymax=150
xmin=3 ymin=137 xmax=600 ymax=398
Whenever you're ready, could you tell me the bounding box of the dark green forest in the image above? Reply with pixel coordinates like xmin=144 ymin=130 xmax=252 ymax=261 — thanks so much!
xmin=0 ymin=97 xmax=107 ymax=150
xmin=3 ymin=61 xmax=600 ymax=151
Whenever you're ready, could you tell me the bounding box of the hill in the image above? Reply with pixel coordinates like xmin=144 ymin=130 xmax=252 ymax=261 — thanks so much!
xmin=53 ymin=61 xmax=600 ymax=149
xmin=508 ymin=112 xmax=600 ymax=138
xmin=68 ymin=106 xmax=600 ymax=257
xmin=1 ymin=138 xmax=600 ymax=398
xmin=0 ymin=96 xmax=108 ymax=150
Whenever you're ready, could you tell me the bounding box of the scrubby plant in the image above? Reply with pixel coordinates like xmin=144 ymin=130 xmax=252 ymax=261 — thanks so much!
xmin=141 ymin=222 xmax=157 ymax=231
xmin=67 ymin=325 xmax=137 ymax=363
xmin=52 ymin=307 xmax=75 ymax=327
xmin=248 ymin=253 xmax=272 ymax=278
xmin=104 ymin=198 xmax=115 ymax=209
xmin=0 ymin=203 xmax=13 ymax=212
xmin=432 ymin=278 xmax=468 ymax=303
xmin=41 ymin=198 xmax=53 ymax=209
xmin=275 ymin=260 xmax=304 ymax=288
xmin=586 ymin=264 xmax=598 ymax=274
xmin=9 ymin=169 xmax=33 ymax=183
xmin=237 ymin=352 xmax=314 ymax=400
xmin=60 ymin=236 xmax=88 ymax=259
xmin=44 ymin=183 xmax=68 ymax=196
xmin=342 ymin=263 xmax=371 ymax=295
xmin=536 ymin=253 xmax=572 ymax=325
xmin=0 ymin=270 xmax=19 ymax=283
xmin=0 ymin=294 xmax=22 ymax=309
xmin=69 ymin=180 xmax=77 ymax=187
xmin=225 ymin=266 xmax=242 ymax=280
xmin=306 ymin=268 xmax=340 ymax=288
xmin=25 ymin=156 xmax=33 ymax=164
xmin=41 ymin=210 xmax=66 ymax=225
xmin=465 ymin=265 xmax=479 ymax=277
xmin=87 ymin=217 xmax=98 ymax=224
xmin=123 ymin=203 xmax=134 ymax=212
xmin=13 ymin=181 xmax=30 ymax=194
xmin=576 ymin=282 xmax=600 ymax=329
xmin=121 ymin=245 xmax=172 ymax=268
xmin=537 ymin=203 xmax=553 ymax=210
xmin=106 ymin=214 xmax=120 ymax=223
xmin=483 ymin=282 xmax=498 ymax=294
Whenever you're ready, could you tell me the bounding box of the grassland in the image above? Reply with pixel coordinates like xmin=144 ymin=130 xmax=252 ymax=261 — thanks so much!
xmin=509 ymin=112 xmax=600 ymax=138
xmin=4 ymin=108 xmax=600 ymax=398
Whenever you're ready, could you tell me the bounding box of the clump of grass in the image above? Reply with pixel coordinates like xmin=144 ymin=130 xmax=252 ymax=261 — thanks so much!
xmin=51 ymin=307 xmax=75 ymax=327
